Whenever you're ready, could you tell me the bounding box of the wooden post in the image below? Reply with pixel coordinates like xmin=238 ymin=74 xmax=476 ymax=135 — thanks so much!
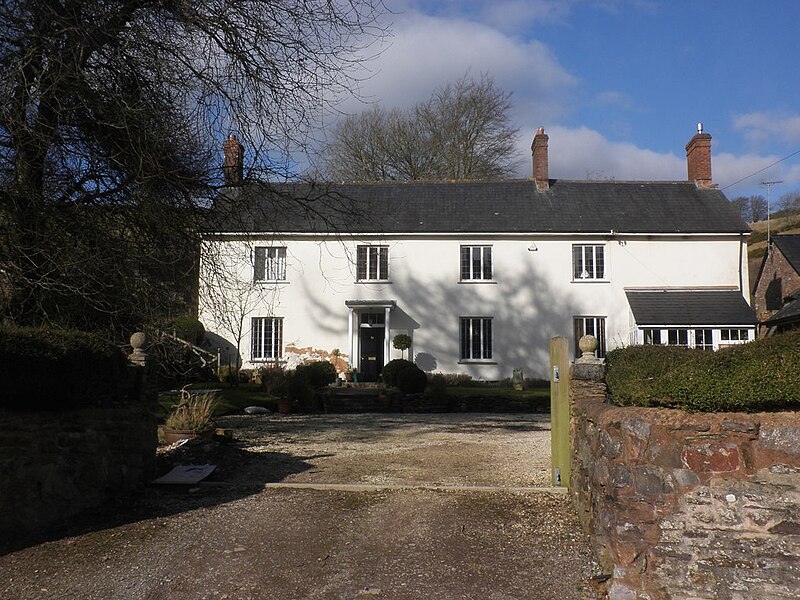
xmin=550 ymin=336 xmax=571 ymax=488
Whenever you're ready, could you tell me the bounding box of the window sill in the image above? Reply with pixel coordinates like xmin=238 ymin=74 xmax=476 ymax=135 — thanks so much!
xmin=458 ymin=280 xmax=497 ymax=284
xmin=355 ymin=280 xmax=392 ymax=284
xmin=255 ymin=280 xmax=289 ymax=285
xmin=457 ymin=360 xmax=497 ymax=365
xmin=571 ymin=279 xmax=610 ymax=284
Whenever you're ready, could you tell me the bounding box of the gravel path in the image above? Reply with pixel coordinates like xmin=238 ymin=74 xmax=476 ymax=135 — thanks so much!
xmin=1 ymin=413 xmax=601 ymax=599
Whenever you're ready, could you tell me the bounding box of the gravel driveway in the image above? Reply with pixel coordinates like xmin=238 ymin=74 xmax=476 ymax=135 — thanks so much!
xmin=1 ymin=413 xmax=601 ymax=599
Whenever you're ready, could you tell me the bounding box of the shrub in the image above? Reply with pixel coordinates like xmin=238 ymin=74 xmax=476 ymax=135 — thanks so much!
xmin=259 ymin=365 xmax=287 ymax=396
xmin=606 ymin=330 xmax=800 ymax=412
xmin=381 ymin=359 xmax=417 ymax=387
xmin=396 ymin=363 xmax=428 ymax=394
xmin=0 ymin=325 xmax=126 ymax=410
xmin=295 ymin=360 xmax=337 ymax=388
xmin=392 ymin=333 xmax=412 ymax=358
xmin=217 ymin=365 xmax=245 ymax=384
xmin=283 ymin=370 xmax=316 ymax=411
xmin=171 ymin=316 xmax=206 ymax=346
xmin=426 ymin=373 xmax=448 ymax=402
xmin=165 ymin=389 xmax=216 ymax=431
xmin=438 ymin=372 xmax=473 ymax=387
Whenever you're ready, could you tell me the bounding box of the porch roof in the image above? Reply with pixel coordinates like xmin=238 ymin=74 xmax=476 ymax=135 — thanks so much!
xmin=626 ymin=289 xmax=758 ymax=326
xmin=345 ymin=300 xmax=397 ymax=309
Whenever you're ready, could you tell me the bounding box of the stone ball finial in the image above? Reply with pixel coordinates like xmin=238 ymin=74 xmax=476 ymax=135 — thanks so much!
xmin=130 ymin=331 xmax=147 ymax=350
xmin=579 ymin=334 xmax=598 ymax=357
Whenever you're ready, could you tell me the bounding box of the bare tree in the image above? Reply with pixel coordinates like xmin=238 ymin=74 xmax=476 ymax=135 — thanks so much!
xmin=0 ymin=0 xmax=386 ymax=337
xmin=729 ymin=196 xmax=752 ymax=222
xmin=322 ymin=74 xmax=519 ymax=181
xmin=750 ymin=195 xmax=768 ymax=222
xmin=775 ymin=191 xmax=800 ymax=216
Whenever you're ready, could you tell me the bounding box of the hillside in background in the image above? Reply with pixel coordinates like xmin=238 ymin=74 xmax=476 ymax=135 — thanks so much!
xmin=747 ymin=209 xmax=800 ymax=291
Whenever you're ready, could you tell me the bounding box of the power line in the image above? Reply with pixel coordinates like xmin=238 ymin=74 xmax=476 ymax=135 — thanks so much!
xmin=720 ymin=148 xmax=800 ymax=191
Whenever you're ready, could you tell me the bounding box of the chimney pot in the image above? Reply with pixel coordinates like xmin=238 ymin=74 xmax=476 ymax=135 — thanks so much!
xmin=223 ymin=134 xmax=244 ymax=186
xmin=531 ymin=128 xmax=549 ymax=190
xmin=685 ymin=126 xmax=712 ymax=188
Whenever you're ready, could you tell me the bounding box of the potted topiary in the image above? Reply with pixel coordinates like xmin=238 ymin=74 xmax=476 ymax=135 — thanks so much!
xmin=392 ymin=333 xmax=412 ymax=359
xmin=163 ymin=387 xmax=217 ymax=444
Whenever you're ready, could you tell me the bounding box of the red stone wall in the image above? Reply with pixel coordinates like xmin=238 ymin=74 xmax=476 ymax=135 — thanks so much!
xmin=753 ymin=244 xmax=800 ymax=336
xmin=571 ymin=380 xmax=800 ymax=599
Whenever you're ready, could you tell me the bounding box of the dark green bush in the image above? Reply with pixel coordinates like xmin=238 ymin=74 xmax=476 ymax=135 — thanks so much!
xmin=606 ymin=330 xmax=800 ymax=412
xmin=381 ymin=359 xmax=417 ymax=387
xmin=396 ymin=364 xmax=428 ymax=394
xmin=295 ymin=360 xmax=337 ymax=388
xmin=0 ymin=326 xmax=126 ymax=410
xmin=171 ymin=316 xmax=206 ymax=346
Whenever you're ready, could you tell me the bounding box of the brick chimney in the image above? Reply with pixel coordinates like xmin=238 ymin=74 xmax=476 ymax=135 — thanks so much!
xmin=686 ymin=123 xmax=713 ymax=188
xmin=531 ymin=127 xmax=549 ymax=190
xmin=223 ymin=134 xmax=244 ymax=186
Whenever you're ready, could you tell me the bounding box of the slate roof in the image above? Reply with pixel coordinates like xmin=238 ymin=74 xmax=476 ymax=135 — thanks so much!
xmin=773 ymin=235 xmax=800 ymax=274
xmin=764 ymin=292 xmax=800 ymax=326
xmin=210 ymin=179 xmax=748 ymax=235
xmin=626 ymin=290 xmax=758 ymax=326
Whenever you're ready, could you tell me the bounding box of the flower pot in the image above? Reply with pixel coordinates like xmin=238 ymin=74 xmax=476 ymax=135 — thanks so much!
xmin=278 ymin=398 xmax=291 ymax=414
xmin=163 ymin=427 xmax=214 ymax=445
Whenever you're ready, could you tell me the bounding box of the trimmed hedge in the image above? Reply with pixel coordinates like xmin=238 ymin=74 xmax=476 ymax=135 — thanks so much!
xmin=0 ymin=326 xmax=126 ymax=410
xmin=381 ymin=359 xmax=417 ymax=387
xmin=606 ymin=330 xmax=800 ymax=412
xmin=381 ymin=358 xmax=427 ymax=394
xmin=397 ymin=365 xmax=428 ymax=394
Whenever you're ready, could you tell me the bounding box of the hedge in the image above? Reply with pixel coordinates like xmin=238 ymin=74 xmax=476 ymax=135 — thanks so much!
xmin=605 ymin=329 xmax=800 ymax=412
xmin=0 ymin=326 xmax=127 ymax=410
xmin=381 ymin=359 xmax=417 ymax=387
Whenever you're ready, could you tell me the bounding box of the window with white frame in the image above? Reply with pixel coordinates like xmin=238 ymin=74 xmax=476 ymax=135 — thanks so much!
xmin=720 ymin=328 xmax=750 ymax=343
xmin=356 ymin=245 xmax=389 ymax=281
xmin=460 ymin=245 xmax=493 ymax=281
xmin=666 ymin=328 xmax=689 ymax=347
xmin=254 ymin=247 xmax=286 ymax=281
xmin=251 ymin=317 xmax=283 ymax=360
xmin=572 ymin=244 xmax=605 ymax=280
xmin=695 ymin=329 xmax=713 ymax=351
xmin=643 ymin=329 xmax=662 ymax=345
xmin=574 ymin=316 xmax=606 ymax=358
xmin=642 ymin=327 xmax=753 ymax=351
xmin=460 ymin=317 xmax=493 ymax=361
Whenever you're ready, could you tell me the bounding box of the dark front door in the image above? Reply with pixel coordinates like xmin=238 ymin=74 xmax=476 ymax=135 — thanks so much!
xmin=359 ymin=327 xmax=385 ymax=382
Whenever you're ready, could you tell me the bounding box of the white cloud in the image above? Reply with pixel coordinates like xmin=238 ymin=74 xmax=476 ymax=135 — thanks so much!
xmin=732 ymin=111 xmax=800 ymax=146
xmin=512 ymin=125 xmax=684 ymax=181
xmin=341 ymin=10 xmax=578 ymax=124
xmin=509 ymin=126 xmax=799 ymax=199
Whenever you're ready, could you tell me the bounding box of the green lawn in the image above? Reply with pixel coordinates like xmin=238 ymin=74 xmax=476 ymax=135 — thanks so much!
xmin=158 ymin=382 xmax=275 ymax=421
xmin=157 ymin=382 xmax=551 ymax=422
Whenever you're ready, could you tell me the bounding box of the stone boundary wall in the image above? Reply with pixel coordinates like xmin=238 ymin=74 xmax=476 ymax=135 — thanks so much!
xmin=571 ymin=380 xmax=800 ymax=600
xmin=0 ymin=337 xmax=158 ymax=542
xmin=0 ymin=397 xmax=156 ymax=537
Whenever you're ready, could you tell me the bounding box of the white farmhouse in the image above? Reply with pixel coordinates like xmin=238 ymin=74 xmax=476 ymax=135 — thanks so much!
xmin=199 ymin=127 xmax=756 ymax=381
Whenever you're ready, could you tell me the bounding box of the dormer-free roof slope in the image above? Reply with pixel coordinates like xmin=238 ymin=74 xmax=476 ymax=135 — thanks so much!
xmin=211 ymin=179 xmax=747 ymax=236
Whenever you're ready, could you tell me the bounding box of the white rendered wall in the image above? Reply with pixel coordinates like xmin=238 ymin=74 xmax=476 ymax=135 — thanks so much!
xmin=198 ymin=234 xmax=748 ymax=379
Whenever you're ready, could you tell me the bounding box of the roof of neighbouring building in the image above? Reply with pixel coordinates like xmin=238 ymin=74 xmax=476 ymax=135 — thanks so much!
xmin=208 ymin=179 xmax=748 ymax=235
xmin=626 ymin=289 xmax=758 ymax=326
xmin=764 ymin=292 xmax=800 ymax=326
xmin=773 ymin=235 xmax=800 ymax=274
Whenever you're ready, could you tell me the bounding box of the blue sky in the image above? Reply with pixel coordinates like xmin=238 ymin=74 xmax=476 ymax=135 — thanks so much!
xmin=328 ymin=0 xmax=800 ymax=201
